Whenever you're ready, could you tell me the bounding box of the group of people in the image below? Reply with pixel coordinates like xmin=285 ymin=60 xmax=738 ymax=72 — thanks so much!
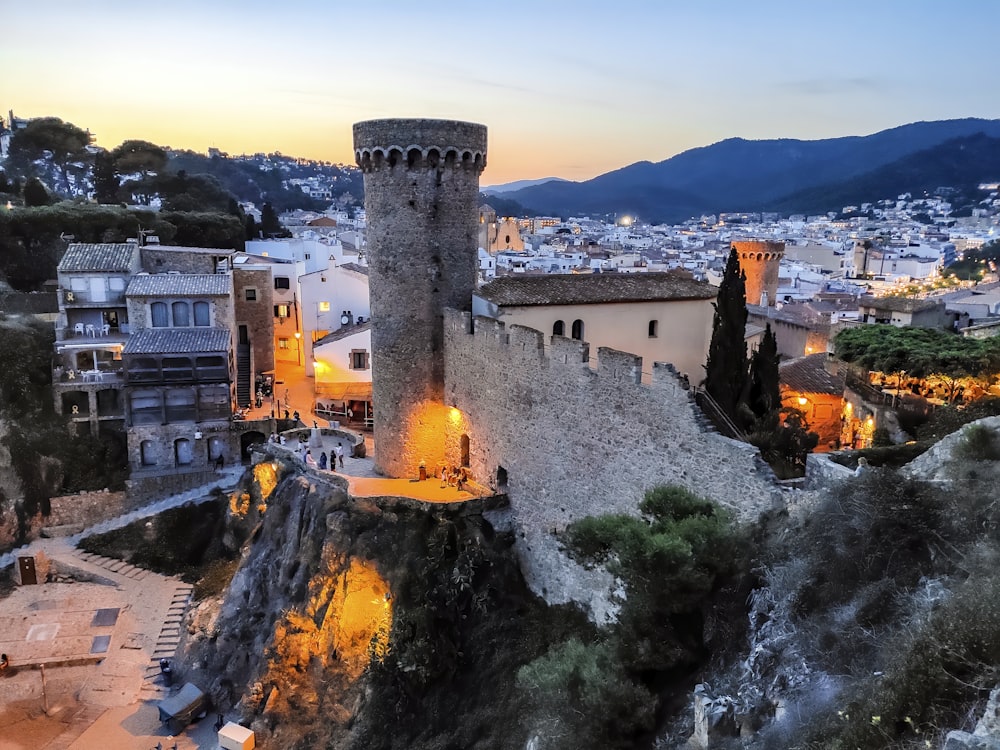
xmin=439 ymin=465 xmax=470 ymax=490
xmin=301 ymin=442 xmax=347 ymax=473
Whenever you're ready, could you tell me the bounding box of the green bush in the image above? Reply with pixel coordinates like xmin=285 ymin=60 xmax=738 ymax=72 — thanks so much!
xmin=953 ymin=423 xmax=1000 ymax=462
xmin=516 ymin=638 xmax=655 ymax=749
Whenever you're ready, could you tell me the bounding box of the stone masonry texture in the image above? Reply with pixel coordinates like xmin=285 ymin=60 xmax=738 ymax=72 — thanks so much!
xmin=443 ymin=310 xmax=781 ymax=616
xmin=354 ymin=119 xmax=487 ymax=477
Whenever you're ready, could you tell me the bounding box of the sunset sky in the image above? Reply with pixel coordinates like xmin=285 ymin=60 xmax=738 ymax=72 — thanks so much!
xmin=5 ymin=0 xmax=999 ymax=185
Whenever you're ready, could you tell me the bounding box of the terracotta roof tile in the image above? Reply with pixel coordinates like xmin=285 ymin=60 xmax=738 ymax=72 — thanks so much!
xmin=780 ymin=353 xmax=844 ymax=396
xmin=477 ymin=273 xmax=716 ymax=307
xmin=123 ymin=328 xmax=231 ymax=355
xmin=126 ymin=274 xmax=231 ymax=297
xmin=58 ymin=243 xmax=137 ymax=273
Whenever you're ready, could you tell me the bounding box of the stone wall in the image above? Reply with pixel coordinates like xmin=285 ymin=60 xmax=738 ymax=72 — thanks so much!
xmin=47 ymin=489 xmax=128 ymax=530
xmin=354 ymin=119 xmax=487 ymax=478
xmin=443 ymin=309 xmax=781 ymax=618
xmin=141 ymin=246 xmax=229 ymax=274
xmin=233 ymin=267 xmax=275 ymax=374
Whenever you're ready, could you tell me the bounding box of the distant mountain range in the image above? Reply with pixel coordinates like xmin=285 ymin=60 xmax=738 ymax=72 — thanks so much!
xmin=482 ymin=177 xmax=568 ymax=194
xmin=500 ymin=119 xmax=1000 ymax=223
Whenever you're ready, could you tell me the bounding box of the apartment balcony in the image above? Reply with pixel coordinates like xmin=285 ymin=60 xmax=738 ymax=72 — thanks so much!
xmin=59 ymin=288 xmax=127 ymax=306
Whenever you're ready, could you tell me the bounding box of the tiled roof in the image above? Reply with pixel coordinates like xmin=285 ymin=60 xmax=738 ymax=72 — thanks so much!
xmin=476 ymin=273 xmax=716 ymax=307
xmin=859 ymin=295 xmax=943 ymax=313
xmin=780 ymin=353 xmax=844 ymax=396
xmin=123 ymin=328 xmax=231 ymax=355
xmin=314 ymin=321 xmax=372 ymax=347
xmin=58 ymin=243 xmax=137 ymax=273
xmin=338 ymin=263 xmax=369 ymax=276
xmin=126 ymin=274 xmax=231 ymax=297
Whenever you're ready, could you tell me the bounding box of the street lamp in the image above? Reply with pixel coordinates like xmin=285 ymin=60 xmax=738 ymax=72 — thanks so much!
xmin=294 ymin=331 xmax=302 ymax=366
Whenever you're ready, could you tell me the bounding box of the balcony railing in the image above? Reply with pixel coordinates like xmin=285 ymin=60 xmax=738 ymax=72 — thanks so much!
xmin=60 ymin=288 xmax=127 ymax=306
xmin=54 ymin=367 xmax=125 ymax=385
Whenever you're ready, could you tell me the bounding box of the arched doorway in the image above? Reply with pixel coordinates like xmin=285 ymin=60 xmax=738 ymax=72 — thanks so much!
xmin=140 ymin=440 xmax=157 ymax=466
xmin=460 ymin=434 xmax=470 ymax=467
xmin=496 ymin=465 xmax=508 ymax=491
xmin=207 ymin=436 xmax=225 ymax=464
xmin=240 ymin=431 xmax=266 ymax=462
xmin=174 ymin=438 xmax=193 ymax=466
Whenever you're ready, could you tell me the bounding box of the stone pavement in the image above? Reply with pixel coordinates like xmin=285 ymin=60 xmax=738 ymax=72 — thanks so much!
xmin=0 ymin=469 xmax=246 ymax=750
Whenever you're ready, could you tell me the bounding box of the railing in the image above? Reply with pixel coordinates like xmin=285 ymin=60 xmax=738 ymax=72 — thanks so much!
xmin=60 ymin=288 xmax=127 ymax=305
xmin=54 ymin=368 xmax=124 ymax=385
xmin=693 ymin=387 xmax=747 ymax=442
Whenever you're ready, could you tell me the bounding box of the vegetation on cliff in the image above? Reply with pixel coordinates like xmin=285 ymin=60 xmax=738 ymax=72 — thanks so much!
xmin=0 ymin=316 xmax=127 ymax=547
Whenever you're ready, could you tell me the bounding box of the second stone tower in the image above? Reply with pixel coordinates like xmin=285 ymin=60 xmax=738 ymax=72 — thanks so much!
xmin=354 ymin=119 xmax=487 ymax=477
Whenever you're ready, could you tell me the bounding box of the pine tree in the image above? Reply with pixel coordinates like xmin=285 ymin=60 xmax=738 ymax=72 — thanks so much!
xmin=92 ymin=151 xmax=119 ymax=204
xmin=704 ymin=247 xmax=748 ymax=420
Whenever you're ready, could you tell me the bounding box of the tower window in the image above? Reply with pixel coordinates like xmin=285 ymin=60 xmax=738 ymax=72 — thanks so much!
xmin=553 ymin=320 xmax=565 ymax=336
xmin=571 ymin=319 xmax=584 ymax=340
xmin=648 ymin=320 xmax=658 ymax=338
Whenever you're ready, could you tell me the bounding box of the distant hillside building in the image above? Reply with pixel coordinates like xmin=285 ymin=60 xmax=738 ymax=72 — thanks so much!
xmin=858 ymin=295 xmax=946 ymax=328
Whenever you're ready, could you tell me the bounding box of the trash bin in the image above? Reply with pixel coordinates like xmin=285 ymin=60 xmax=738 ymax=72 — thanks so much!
xmin=160 ymin=658 xmax=173 ymax=687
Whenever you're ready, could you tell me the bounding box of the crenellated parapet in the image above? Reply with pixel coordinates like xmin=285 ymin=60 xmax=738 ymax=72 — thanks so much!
xmin=442 ymin=305 xmax=781 ymax=616
xmin=353 ymin=119 xmax=487 ymax=174
xmin=732 ymin=239 xmax=785 ymax=307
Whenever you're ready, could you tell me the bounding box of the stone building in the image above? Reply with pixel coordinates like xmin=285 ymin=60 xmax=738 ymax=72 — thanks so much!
xmin=353 ymin=118 xmax=487 ymax=477
xmin=354 ymin=119 xmax=780 ymax=615
xmin=53 ymin=243 xmax=141 ymax=437
xmin=733 ymin=240 xmax=784 ymax=307
xmin=779 ymin=353 xmax=845 ymax=451
xmin=473 ymin=273 xmax=716 ymax=383
xmin=123 ymin=273 xmax=237 ymax=476
xmin=858 ymin=295 xmax=947 ymax=328
xmin=52 ymin=241 xmax=278 ymax=496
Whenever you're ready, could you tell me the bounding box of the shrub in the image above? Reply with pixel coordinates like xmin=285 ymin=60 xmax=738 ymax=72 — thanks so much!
xmin=953 ymin=423 xmax=1000 ymax=462
xmin=516 ymin=638 xmax=655 ymax=749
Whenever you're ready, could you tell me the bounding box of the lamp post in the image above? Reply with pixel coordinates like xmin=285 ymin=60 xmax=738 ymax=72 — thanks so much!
xmin=294 ymin=331 xmax=302 ymax=367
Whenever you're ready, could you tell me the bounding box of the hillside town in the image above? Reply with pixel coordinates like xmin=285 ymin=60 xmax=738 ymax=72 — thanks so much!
xmin=3 ymin=111 xmax=1000 ymax=750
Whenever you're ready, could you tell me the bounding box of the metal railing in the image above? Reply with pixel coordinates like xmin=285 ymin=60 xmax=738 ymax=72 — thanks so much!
xmin=693 ymin=387 xmax=747 ymax=442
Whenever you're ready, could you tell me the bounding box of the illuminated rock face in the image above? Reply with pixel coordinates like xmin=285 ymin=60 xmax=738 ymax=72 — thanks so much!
xmin=354 ymin=119 xmax=487 ymax=477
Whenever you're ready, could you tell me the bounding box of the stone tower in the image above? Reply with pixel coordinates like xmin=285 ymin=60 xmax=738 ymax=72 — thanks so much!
xmin=354 ymin=119 xmax=487 ymax=477
xmin=732 ymin=240 xmax=784 ymax=307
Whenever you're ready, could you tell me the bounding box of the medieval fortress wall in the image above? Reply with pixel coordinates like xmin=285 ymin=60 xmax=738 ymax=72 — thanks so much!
xmin=443 ymin=309 xmax=780 ymax=614
xmin=356 ymin=118 xmax=782 ymax=615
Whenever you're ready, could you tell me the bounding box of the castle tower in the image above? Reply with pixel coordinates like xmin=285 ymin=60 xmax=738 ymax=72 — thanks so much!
xmin=354 ymin=119 xmax=487 ymax=477
xmin=732 ymin=240 xmax=784 ymax=307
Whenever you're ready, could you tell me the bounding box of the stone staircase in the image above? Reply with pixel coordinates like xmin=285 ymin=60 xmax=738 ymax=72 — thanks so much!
xmin=0 ymin=465 xmax=244 ymax=571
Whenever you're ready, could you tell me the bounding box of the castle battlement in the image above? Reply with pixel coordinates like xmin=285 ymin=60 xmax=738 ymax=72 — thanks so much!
xmin=446 ymin=308 xmax=690 ymax=396
xmin=354 ymin=118 xmax=487 ymax=173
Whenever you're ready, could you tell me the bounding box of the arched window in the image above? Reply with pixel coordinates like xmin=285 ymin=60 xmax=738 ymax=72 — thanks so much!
xmin=172 ymin=301 xmax=190 ymax=327
xmin=648 ymin=320 xmax=658 ymax=338
xmin=140 ymin=440 xmax=157 ymax=466
xmin=150 ymin=302 xmax=168 ymax=328
xmin=553 ymin=320 xmax=565 ymax=336
xmin=193 ymin=301 xmax=210 ymax=327
xmin=571 ymin=319 xmax=584 ymax=340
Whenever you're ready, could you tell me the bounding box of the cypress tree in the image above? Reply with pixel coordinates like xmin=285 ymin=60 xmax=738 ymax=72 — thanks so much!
xmin=745 ymin=323 xmax=780 ymax=421
xmin=704 ymin=247 xmax=748 ymax=419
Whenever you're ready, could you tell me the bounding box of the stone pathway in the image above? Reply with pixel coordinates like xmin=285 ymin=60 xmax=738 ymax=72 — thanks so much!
xmin=0 ymin=469 xmax=245 ymax=749
xmin=0 ymin=465 xmax=244 ymax=572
